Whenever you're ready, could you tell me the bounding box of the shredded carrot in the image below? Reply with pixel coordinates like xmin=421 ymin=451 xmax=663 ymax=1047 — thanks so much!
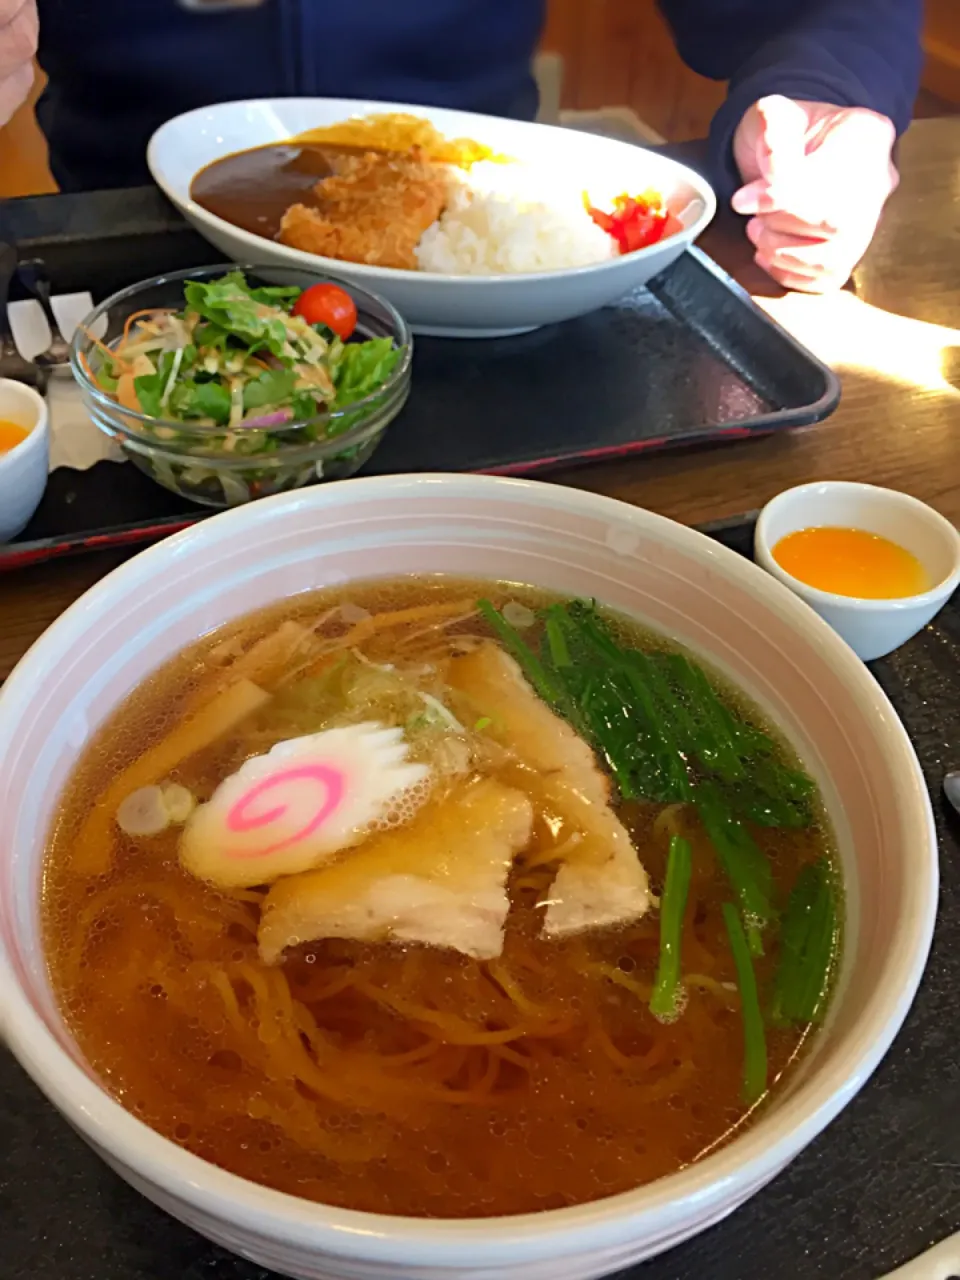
xmin=121 ymin=307 xmax=174 ymax=349
xmin=116 ymin=373 xmax=141 ymax=413
xmin=78 ymin=323 xmax=133 ymax=376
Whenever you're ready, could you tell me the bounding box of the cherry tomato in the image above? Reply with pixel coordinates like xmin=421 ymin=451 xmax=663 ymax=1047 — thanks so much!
xmin=292 ymin=283 xmax=358 ymax=340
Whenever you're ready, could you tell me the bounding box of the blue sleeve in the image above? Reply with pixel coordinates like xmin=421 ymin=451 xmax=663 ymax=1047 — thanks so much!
xmin=658 ymin=0 xmax=924 ymax=197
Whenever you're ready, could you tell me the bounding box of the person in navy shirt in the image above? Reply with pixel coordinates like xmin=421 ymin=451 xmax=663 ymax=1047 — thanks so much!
xmin=0 ymin=0 xmax=923 ymax=291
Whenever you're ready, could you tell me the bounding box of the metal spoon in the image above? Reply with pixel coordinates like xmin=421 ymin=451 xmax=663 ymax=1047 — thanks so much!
xmin=17 ymin=257 xmax=73 ymax=375
xmin=944 ymin=770 xmax=960 ymax=816
xmin=0 ymin=243 xmax=48 ymax=393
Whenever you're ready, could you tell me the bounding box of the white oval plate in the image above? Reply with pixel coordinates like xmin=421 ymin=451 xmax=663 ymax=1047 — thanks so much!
xmin=147 ymin=97 xmax=716 ymax=338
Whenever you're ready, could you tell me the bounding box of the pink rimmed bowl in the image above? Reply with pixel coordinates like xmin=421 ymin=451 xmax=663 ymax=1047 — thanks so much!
xmin=0 ymin=473 xmax=938 ymax=1280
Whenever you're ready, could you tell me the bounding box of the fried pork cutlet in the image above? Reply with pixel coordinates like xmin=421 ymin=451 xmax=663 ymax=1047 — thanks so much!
xmin=278 ymin=149 xmax=448 ymax=270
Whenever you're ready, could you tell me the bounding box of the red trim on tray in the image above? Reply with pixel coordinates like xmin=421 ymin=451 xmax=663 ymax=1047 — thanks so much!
xmin=0 ymin=517 xmax=201 ymax=571
xmin=0 ymin=426 xmax=764 ymax=570
xmin=478 ymin=426 xmax=758 ymax=476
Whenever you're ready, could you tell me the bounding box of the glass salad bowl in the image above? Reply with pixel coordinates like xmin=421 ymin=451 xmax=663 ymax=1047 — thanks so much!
xmin=70 ymin=264 xmax=412 ymax=508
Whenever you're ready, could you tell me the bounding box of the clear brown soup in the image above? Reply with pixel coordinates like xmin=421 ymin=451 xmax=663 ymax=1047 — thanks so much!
xmin=43 ymin=578 xmax=831 ymax=1219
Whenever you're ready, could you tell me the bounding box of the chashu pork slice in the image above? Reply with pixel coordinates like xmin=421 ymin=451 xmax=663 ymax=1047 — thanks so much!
xmin=258 ymin=777 xmax=533 ymax=965
xmin=445 ymin=642 xmax=650 ymax=936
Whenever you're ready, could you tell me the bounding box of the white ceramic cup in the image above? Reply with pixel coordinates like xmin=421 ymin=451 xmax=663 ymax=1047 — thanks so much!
xmin=0 ymin=475 xmax=938 ymax=1280
xmin=755 ymin=481 xmax=960 ymax=662
xmin=0 ymin=378 xmax=49 ymax=543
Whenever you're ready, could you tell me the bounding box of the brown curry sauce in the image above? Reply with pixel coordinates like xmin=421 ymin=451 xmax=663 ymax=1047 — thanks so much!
xmin=191 ymin=143 xmax=368 ymax=241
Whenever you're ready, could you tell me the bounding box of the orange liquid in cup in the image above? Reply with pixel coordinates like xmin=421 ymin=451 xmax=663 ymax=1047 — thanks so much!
xmin=0 ymin=419 xmax=30 ymax=454
xmin=772 ymin=526 xmax=931 ymax=599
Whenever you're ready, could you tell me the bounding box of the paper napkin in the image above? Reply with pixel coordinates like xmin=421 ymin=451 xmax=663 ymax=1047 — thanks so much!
xmin=7 ymin=294 xmax=124 ymax=472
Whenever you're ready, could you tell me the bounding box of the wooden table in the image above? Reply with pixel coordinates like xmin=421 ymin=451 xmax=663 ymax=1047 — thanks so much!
xmin=2 ymin=117 xmax=959 ymax=680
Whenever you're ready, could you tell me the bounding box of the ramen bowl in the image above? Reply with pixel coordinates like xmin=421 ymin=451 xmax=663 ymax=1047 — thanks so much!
xmin=147 ymin=98 xmax=716 ymax=338
xmin=0 ymin=474 xmax=937 ymax=1280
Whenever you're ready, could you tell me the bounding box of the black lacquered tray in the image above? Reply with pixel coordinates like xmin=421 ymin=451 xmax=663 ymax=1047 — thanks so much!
xmin=0 ymin=187 xmax=839 ymax=569
xmin=1 ymin=512 xmax=957 ymax=1280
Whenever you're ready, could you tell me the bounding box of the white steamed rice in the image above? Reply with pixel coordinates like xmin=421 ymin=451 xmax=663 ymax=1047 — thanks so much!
xmin=415 ymin=161 xmax=618 ymax=276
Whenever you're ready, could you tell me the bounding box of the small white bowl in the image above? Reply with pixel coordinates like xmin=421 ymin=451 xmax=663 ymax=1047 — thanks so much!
xmin=755 ymin=482 xmax=960 ymax=662
xmin=147 ymin=97 xmax=716 ymax=338
xmin=0 ymin=378 xmax=49 ymax=543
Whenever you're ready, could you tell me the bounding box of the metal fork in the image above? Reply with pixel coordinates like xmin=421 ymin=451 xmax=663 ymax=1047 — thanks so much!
xmin=18 ymin=257 xmax=73 ymax=375
xmin=0 ymin=242 xmax=48 ymax=393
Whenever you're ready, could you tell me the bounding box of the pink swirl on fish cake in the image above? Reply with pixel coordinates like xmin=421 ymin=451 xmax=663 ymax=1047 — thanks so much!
xmin=225 ymin=763 xmax=345 ymax=858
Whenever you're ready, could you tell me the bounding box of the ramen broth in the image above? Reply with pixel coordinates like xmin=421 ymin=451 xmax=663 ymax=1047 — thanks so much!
xmin=42 ymin=578 xmax=838 ymax=1218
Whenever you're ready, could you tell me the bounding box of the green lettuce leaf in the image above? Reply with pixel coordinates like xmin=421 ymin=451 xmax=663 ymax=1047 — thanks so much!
xmin=291 ymin=390 xmax=322 ymax=422
xmin=133 ymin=351 xmax=176 ymax=418
xmin=133 ymin=375 xmax=164 ymax=419
xmin=242 ymin=369 xmax=297 ymax=410
xmin=182 ymin=272 xmax=293 ymax=359
xmin=247 ymin=282 xmax=301 ymax=307
xmin=167 ymin=379 xmax=232 ymax=424
xmin=192 ymin=321 xmax=231 ymax=352
xmin=97 ymin=365 xmax=120 ymax=394
xmin=333 ymin=338 xmax=401 ymax=409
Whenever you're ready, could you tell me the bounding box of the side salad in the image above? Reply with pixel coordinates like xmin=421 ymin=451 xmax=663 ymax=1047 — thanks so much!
xmin=81 ymin=272 xmax=406 ymax=506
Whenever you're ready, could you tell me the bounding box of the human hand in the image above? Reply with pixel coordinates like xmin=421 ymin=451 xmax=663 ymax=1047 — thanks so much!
xmin=731 ymin=95 xmax=898 ymax=293
xmin=0 ymin=0 xmax=37 ymax=128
